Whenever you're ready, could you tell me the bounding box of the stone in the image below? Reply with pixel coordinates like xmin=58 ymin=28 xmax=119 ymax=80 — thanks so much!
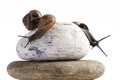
xmin=7 ymin=60 xmax=105 ymax=80
xmin=16 ymin=22 xmax=90 ymax=61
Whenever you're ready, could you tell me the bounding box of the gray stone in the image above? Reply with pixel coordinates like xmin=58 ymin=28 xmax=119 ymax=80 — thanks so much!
xmin=7 ymin=60 xmax=104 ymax=80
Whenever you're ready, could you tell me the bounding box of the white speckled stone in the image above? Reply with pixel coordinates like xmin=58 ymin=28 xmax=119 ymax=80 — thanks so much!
xmin=16 ymin=22 xmax=90 ymax=61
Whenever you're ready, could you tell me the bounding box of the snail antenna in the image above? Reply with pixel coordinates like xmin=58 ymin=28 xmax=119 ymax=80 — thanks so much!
xmin=97 ymin=45 xmax=107 ymax=57
xmin=98 ymin=35 xmax=110 ymax=42
xmin=18 ymin=35 xmax=29 ymax=38
xmin=39 ymin=11 xmax=42 ymax=16
xmin=24 ymin=40 xmax=30 ymax=48
xmin=96 ymin=35 xmax=110 ymax=57
xmin=18 ymin=35 xmax=30 ymax=48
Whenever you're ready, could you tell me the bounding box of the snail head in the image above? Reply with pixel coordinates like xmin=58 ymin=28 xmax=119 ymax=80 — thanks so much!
xmin=73 ymin=22 xmax=89 ymax=31
xmin=22 ymin=10 xmax=42 ymax=30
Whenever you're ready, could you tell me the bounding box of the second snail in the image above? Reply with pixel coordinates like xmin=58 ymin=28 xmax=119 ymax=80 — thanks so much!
xmin=17 ymin=10 xmax=110 ymax=61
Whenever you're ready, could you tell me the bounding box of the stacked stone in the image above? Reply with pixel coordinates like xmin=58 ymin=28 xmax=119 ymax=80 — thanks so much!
xmin=7 ymin=23 xmax=105 ymax=80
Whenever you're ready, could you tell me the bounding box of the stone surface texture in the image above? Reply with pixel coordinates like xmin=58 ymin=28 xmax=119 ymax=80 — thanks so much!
xmin=16 ymin=22 xmax=90 ymax=61
xmin=7 ymin=60 xmax=105 ymax=80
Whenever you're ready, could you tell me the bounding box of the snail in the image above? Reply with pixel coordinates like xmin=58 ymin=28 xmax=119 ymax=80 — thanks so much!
xmin=73 ymin=22 xmax=110 ymax=57
xmin=19 ymin=10 xmax=56 ymax=48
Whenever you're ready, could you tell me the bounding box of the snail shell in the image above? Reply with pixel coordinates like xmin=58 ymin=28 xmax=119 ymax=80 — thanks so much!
xmin=28 ymin=14 xmax=56 ymax=43
xmin=22 ymin=10 xmax=42 ymax=30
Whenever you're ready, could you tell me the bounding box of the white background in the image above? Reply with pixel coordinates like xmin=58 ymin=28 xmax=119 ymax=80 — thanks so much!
xmin=0 ymin=0 xmax=119 ymax=80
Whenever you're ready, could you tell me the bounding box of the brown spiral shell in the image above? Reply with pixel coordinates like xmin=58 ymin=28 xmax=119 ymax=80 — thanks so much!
xmin=22 ymin=10 xmax=42 ymax=30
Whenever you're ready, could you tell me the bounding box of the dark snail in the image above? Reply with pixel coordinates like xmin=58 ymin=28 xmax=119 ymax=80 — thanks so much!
xmin=19 ymin=10 xmax=56 ymax=48
xmin=73 ymin=22 xmax=110 ymax=57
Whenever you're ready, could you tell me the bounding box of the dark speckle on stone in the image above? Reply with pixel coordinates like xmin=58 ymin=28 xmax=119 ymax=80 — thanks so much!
xmin=63 ymin=23 xmax=71 ymax=25
xmin=21 ymin=44 xmax=24 ymax=47
xmin=28 ymin=46 xmax=45 ymax=55
xmin=29 ymin=46 xmax=37 ymax=51
xmin=57 ymin=48 xmax=65 ymax=52
xmin=25 ymin=53 xmax=28 ymax=56
xmin=48 ymin=44 xmax=53 ymax=46
xmin=47 ymin=41 xmax=52 ymax=44
xmin=43 ymin=36 xmax=54 ymax=45
xmin=32 ymin=54 xmax=35 ymax=56
xmin=16 ymin=49 xmax=19 ymax=53
xmin=44 ymin=39 xmax=52 ymax=44
xmin=36 ymin=50 xmax=44 ymax=55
